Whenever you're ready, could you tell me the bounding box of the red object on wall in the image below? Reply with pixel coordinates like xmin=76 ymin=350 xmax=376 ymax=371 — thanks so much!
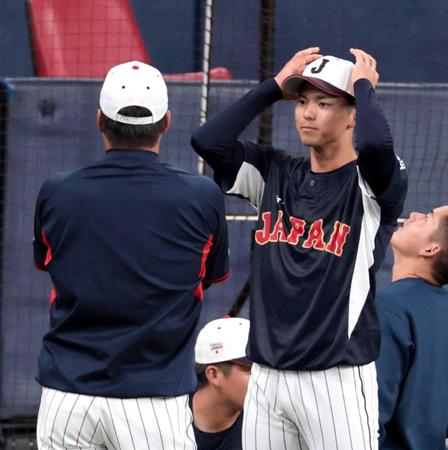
xmin=163 ymin=67 xmax=233 ymax=81
xmin=29 ymin=0 xmax=150 ymax=78
xmin=28 ymin=0 xmax=232 ymax=80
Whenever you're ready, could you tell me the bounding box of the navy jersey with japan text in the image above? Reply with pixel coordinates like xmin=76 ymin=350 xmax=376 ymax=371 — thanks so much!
xmin=33 ymin=149 xmax=230 ymax=398
xmin=192 ymin=78 xmax=407 ymax=370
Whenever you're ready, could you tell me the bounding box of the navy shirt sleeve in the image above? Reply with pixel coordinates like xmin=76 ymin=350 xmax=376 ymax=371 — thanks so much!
xmin=33 ymin=189 xmax=47 ymax=270
xmin=191 ymin=79 xmax=283 ymax=192
xmin=354 ymin=79 xmax=408 ymax=218
xmin=204 ymin=187 xmax=230 ymax=285
xmin=33 ymin=174 xmax=66 ymax=271
xmin=376 ymin=304 xmax=414 ymax=444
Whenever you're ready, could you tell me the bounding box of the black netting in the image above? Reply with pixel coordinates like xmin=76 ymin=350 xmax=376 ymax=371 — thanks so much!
xmin=1 ymin=0 xmax=448 ymax=433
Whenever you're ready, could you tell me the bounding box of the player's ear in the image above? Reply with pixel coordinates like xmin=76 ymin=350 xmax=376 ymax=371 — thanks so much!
xmin=204 ymin=365 xmax=220 ymax=386
xmin=161 ymin=110 xmax=171 ymax=135
xmin=419 ymin=242 xmax=442 ymax=258
xmin=348 ymin=108 xmax=356 ymax=130
xmin=97 ymin=108 xmax=105 ymax=133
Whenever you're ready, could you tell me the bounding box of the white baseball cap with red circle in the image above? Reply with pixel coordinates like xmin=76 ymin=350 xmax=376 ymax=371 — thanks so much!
xmin=100 ymin=60 xmax=168 ymax=125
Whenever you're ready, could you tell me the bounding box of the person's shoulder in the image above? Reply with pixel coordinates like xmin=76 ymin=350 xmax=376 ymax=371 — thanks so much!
xmin=251 ymin=143 xmax=305 ymax=163
xmin=37 ymin=156 xmax=108 ymax=201
xmin=263 ymin=147 xmax=308 ymax=173
xmin=375 ymin=284 xmax=411 ymax=333
xmin=376 ymin=279 xmax=415 ymax=311
xmin=163 ymin=165 xmax=223 ymax=197
xmin=38 ymin=170 xmax=76 ymax=200
xmin=167 ymin=165 xmax=219 ymax=187
xmin=277 ymin=149 xmax=307 ymax=165
xmin=377 ymin=278 xmax=446 ymax=313
xmin=46 ymin=170 xmax=75 ymax=184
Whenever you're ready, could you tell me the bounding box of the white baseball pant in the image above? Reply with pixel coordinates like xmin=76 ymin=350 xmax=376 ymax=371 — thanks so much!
xmin=243 ymin=362 xmax=378 ymax=450
xmin=37 ymin=387 xmax=197 ymax=450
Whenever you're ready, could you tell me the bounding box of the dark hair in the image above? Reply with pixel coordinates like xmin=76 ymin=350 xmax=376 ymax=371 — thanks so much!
xmin=195 ymin=362 xmax=233 ymax=390
xmin=346 ymin=96 xmax=356 ymax=107
xmin=100 ymin=106 xmax=166 ymax=148
xmin=431 ymin=215 xmax=448 ymax=285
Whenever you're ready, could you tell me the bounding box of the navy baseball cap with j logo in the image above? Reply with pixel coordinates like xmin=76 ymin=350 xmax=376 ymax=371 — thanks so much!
xmin=282 ymin=55 xmax=355 ymax=101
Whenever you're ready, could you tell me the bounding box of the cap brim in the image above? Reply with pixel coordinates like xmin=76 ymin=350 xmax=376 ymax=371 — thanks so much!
xmin=230 ymin=357 xmax=252 ymax=367
xmin=195 ymin=356 xmax=252 ymax=371
xmin=282 ymin=75 xmax=354 ymax=101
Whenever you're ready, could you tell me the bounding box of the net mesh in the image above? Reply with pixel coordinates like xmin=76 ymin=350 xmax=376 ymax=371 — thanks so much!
xmin=0 ymin=0 xmax=447 ymax=429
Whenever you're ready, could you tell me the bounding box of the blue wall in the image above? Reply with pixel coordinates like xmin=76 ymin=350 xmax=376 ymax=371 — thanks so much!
xmin=131 ymin=0 xmax=197 ymax=73
xmin=1 ymin=0 xmax=34 ymax=77
xmin=274 ymin=0 xmax=448 ymax=83
xmin=0 ymin=0 xmax=448 ymax=80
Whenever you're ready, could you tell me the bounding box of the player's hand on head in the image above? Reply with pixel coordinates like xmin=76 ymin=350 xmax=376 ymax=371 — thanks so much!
xmin=274 ymin=47 xmax=322 ymax=99
xmin=350 ymin=48 xmax=379 ymax=89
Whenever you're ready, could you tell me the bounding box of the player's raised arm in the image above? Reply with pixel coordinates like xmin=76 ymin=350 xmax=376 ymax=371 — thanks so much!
xmin=190 ymin=80 xmax=282 ymax=177
xmin=191 ymin=48 xmax=321 ymax=184
xmin=351 ymin=48 xmax=404 ymax=198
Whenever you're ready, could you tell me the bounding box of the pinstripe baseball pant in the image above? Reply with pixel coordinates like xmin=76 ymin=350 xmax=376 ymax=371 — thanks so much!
xmin=36 ymin=387 xmax=197 ymax=450
xmin=242 ymin=362 xmax=378 ymax=450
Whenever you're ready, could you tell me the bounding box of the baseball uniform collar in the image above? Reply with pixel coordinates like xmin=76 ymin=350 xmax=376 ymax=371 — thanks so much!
xmin=105 ymin=148 xmax=159 ymax=158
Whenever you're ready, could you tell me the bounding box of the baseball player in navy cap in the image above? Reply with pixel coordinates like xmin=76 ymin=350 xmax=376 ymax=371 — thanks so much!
xmin=191 ymin=47 xmax=408 ymax=449
xmin=33 ymin=61 xmax=230 ymax=449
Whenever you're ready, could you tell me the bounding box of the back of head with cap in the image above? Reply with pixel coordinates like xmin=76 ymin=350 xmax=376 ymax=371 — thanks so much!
xmin=100 ymin=61 xmax=168 ymax=125
xmin=98 ymin=61 xmax=170 ymax=148
xmin=282 ymin=55 xmax=355 ymax=104
xmin=195 ymin=317 xmax=250 ymax=366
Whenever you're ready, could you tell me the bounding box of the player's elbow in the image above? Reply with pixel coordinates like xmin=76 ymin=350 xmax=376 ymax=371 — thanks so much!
xmin=191 ymin=127 xmax=209 ymax=157
xmin=34 ymin=261 xmax=48 ymax=271
xmin=356 ymin=122 xmax=394 ymax=156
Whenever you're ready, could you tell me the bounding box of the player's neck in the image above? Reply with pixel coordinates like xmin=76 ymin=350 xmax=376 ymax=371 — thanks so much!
xmin=103 ymin=135 xmax=161 ymax=154
xmin=391 ymin=253 xmax=439 ymax=285
xmin=192 ymin=388 xmax=241 ymax=433
xmin=309 ymin=142 xmax=357 ymax=173
xmin=105 ymin=144 xmax=160 ymax=153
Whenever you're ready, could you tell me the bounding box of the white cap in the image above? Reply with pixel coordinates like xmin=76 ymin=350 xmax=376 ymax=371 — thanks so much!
xmin=282 ymin=55 xmax=355 ymax=99
xmin=99 ymin=61 xmax=168 ymax=125
xmin=195 ymin=317 xmax=250 ymax=365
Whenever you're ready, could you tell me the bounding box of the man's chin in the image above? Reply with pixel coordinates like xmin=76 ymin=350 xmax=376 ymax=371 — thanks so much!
xmin=391 ymin=228 xmax=402 ymax=246
xmin=299 ymin=136 xmax=318 ymax=147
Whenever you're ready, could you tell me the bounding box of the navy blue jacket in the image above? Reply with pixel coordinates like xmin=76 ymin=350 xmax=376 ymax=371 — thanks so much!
xmin=377 ymin=278 xmax=448 ymax=450
xmin=33 ymin=149 xmax=230 ymax=397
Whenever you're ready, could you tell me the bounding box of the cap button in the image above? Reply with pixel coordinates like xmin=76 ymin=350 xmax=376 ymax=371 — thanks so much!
xmin=132 ymin=65 xmax=139 ymax=70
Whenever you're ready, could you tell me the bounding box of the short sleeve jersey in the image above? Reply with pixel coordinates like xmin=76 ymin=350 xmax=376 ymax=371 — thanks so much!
xmin=33 ymin=149 xmax=230 ymax=397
